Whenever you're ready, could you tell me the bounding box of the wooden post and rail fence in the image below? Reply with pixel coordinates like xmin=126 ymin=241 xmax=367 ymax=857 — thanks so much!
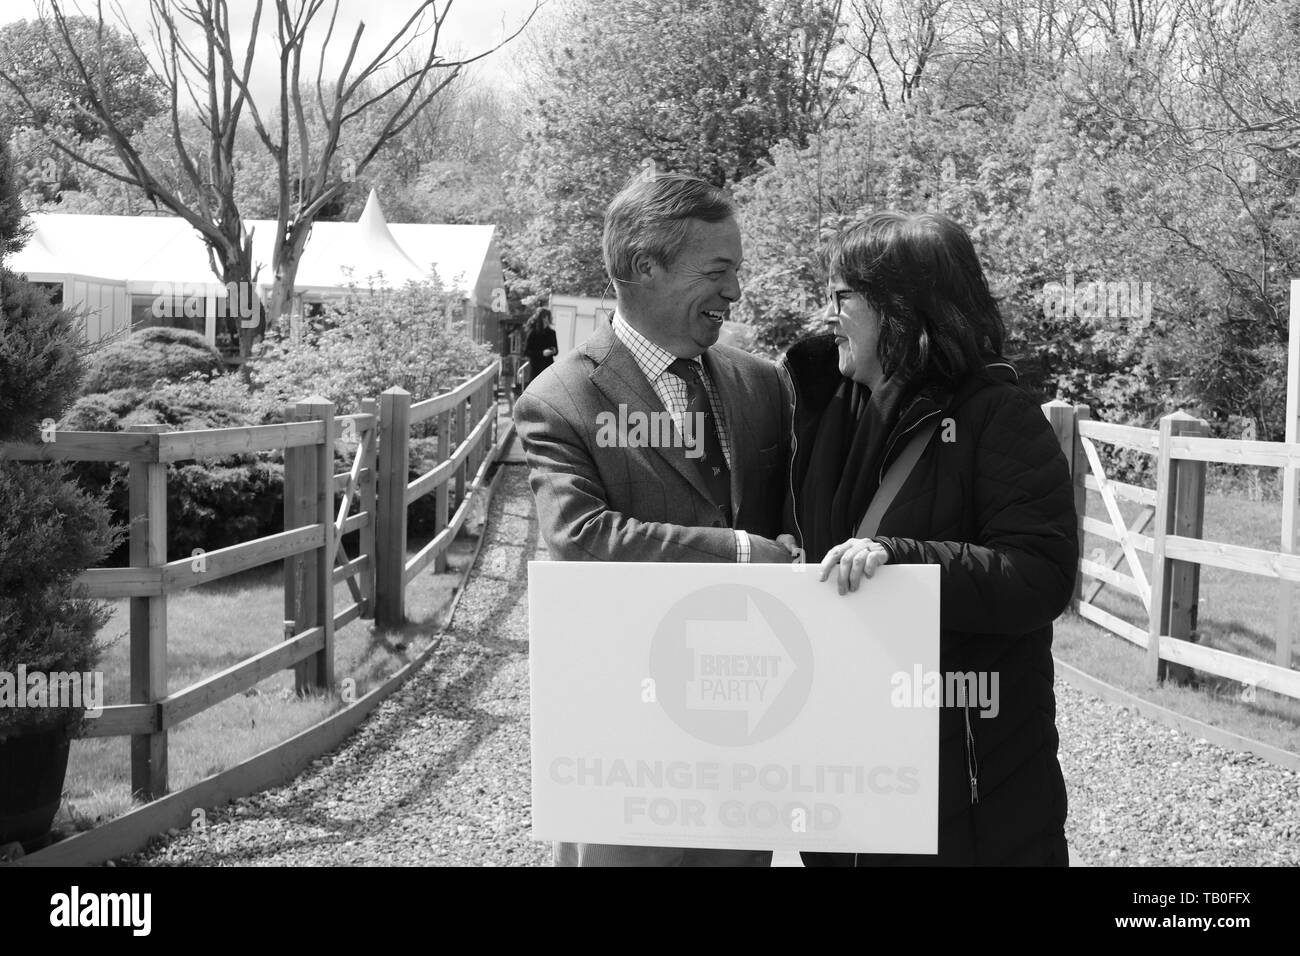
xmin=0 ymin=360 xmax=510 ymax=801
xmin=8 ymin=349 xmax=1300 ymax=800
xmin=1041 ymin=400 xmax=1300 ymax=704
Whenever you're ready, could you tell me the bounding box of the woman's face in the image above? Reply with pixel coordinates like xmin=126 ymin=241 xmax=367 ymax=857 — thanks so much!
xmin=826 ymin=275 xmax=884 ymax=389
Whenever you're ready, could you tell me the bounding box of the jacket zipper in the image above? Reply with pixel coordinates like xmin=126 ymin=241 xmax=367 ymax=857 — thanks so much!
xmin=877 ymin=409 xmax=943 ymax=486
xmin=964 ymin=696 xmax=980 ymax=805
xmin=780 ymin=362 xmax=806 ymax=553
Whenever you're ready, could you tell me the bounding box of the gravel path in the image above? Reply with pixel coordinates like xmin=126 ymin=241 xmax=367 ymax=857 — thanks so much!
xmin=1058 ymin=684 xmax=1300 ymax=866
xmin=121 ymin=462 xmax=1300 ymax=867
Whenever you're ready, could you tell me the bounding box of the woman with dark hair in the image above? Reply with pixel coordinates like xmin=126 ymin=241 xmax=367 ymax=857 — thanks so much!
xmin=783 ymin=211 xmax=1077 ymax=866
xmin=523 ymin=308 xmax=558 ymax=387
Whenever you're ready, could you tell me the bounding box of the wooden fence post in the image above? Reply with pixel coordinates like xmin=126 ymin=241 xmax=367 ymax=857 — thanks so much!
xmin=465 ymin=388 xmax=477 ymax=482
xmin=467 ymin=385 xmax=478 ymax=481
xmin=1073 ymin=406 xmax=1092 ymax=609
xmin=1043 ymin=400 xmax=1083 ymax=609
xmin=491 ymin=361 xmax=501 ymax=450
xmin=376 ymin=387 xmax=410 ymax=627
xmin=455 ymin=392 xmax=469 ymax=515
xmin=1148 ymin=410 xmax=1209 ymax=684
xmin=284 ymin=397 xmax=335 ymax=694
xmin=309 ymin=398 xmax=336 ymax=691
xmin=435 ymin=408 xmax=451 ymax=573
xmin=359 ymin=397 xmax=379 ymax=619
xmin=473 ymin=384 xmax=486 ymax=475
xmin=284 ymin=409 xmax=314 ymax=693
xmin=1275 ymin=278 xmax=1300 ymax=666
xmin=503 ymin=356 xmax=515 ymax=416
xmin=126 ymin=423 xmax=168 ymax=801
xmin=480 ymin=383 xmax=490 ymax=469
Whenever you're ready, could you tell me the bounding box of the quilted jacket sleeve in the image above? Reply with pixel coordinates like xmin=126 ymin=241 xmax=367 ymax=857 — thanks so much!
xmin=874 ymin=387 xmax=1078 ymax=635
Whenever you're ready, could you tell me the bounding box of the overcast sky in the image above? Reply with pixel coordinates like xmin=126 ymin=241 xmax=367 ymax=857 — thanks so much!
xmin=0 ymin=0 xmax=545 ymax=98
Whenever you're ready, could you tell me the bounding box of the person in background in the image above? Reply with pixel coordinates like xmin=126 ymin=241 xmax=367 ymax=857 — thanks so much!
xmin=783 ymin=211 xmax=1077 ymax=866
xmin=523 ymin=307 xmax=558 ymax=388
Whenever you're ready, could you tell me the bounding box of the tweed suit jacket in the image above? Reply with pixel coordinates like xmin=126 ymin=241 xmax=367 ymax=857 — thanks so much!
xmin=513 ymin=320 xmax=788 ymax=561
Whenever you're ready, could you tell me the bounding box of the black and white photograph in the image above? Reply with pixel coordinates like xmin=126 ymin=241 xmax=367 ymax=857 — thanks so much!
xmin=0 ymin=0 xmax=1294 ymax=928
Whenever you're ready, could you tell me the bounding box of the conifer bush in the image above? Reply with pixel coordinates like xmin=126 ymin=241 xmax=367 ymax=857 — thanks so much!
xmin=0 ymin=223 xmax=117 ymax=736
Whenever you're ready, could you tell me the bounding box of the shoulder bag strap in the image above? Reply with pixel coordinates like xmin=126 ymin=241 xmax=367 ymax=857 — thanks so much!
xmin=856 ymin=419 xmax=939 ymax=539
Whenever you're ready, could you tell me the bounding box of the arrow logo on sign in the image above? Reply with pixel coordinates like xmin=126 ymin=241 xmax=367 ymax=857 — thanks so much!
xmin=684 ymin=596 xmax=794 ymax=736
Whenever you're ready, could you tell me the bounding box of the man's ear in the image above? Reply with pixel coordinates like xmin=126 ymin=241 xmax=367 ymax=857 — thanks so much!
xmin=629 ymin=250 xmax=658 ymax=284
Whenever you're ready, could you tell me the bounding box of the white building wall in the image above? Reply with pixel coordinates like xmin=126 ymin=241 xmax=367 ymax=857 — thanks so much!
xmin=548 ymin=294 xmax=614 ymax=355
xmin=43 ymin=275 xmax=131 ymax=345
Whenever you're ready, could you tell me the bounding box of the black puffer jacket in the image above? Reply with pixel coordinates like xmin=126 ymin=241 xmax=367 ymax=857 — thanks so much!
xmin=782 ymin=334 xmax=1077 ymax=866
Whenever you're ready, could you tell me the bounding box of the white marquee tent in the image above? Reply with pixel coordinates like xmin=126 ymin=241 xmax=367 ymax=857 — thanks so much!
xmin=8 ymin=189 xmax=505 ymax=356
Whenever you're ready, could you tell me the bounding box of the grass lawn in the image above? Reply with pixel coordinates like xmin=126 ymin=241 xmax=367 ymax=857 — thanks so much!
xmin=1054 ymin=474 xmax=1300 ymax=755
xmin=54 ymin=519 xmax=486 ymax=836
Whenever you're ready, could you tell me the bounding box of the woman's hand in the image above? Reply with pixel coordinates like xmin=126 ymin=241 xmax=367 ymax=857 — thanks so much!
xmin=542 ymin=348 xmax=555 ymax=357
xmin=818 ymin=537 xmax=889 ymax=595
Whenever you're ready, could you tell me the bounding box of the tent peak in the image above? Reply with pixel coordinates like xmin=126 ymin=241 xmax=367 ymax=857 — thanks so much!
xmin=358 ymin=189 xmax=387 ymax=232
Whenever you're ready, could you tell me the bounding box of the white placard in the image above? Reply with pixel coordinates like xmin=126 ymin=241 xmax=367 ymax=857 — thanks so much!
xmin=529 ymin=562 xmax=942 ymax=854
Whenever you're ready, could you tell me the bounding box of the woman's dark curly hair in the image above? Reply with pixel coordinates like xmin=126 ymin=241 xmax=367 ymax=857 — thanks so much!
xmin=822 ymin=212 xmax=1005 ymax=388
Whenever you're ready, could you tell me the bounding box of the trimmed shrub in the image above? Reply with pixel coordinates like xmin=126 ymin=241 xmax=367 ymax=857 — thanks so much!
xmin=0 ymin=463 xmax=118 ymax=613
xmin=0 ymin=271 xmax=86 ymax=440
xmin=82 ymin=326 xmax=223 ymax=394
xmin=0 ymin=274 xmax=117 ymax=734
xmin=61 ymin=372 xmax=285 ymax=562
xmin=0 ymin=463 xmax=118 ymax=699
xmin=62 ymin=388 xmax=143 ymax=432
xmin=165 ymin=457 xmax=284 ymax=557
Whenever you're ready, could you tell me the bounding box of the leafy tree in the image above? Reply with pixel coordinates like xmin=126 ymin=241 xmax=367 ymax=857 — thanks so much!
xmin=0 ymin=120 xmax=30 ymax=258
xmin=0 ymin=15 xmax=166 ymax=208
xmin=0 ymin=1 xmax=538 ymax=358
xmin=733 ymin=86 xmax=1266 ymax=424
xmin=0 ymin=15 xmax=164 ymax=140
xmin=512 ymin=0 xmax=850 ymax=294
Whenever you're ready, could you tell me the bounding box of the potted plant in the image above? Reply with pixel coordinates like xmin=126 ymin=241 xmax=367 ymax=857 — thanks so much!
xmin=0 ymin=134 xmax=118 ymax=852
xmin=0 ymin=452 xmax=116 ymax=849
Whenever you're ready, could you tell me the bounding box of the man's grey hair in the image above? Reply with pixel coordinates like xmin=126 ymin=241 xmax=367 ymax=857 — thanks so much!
xmin=603 ymin=173 xmax=736 ymax=285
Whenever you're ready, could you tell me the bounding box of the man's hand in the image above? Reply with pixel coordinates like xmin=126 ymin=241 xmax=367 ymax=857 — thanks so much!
xmin=750 ymin=534 xmax=802 ymax=564
xmin=775 ymin=533 xmax=804 ymax=564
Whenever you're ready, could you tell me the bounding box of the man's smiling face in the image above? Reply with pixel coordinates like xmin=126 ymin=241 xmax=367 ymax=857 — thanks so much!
xmin=636 ymin=217 xmax=743 ymax=358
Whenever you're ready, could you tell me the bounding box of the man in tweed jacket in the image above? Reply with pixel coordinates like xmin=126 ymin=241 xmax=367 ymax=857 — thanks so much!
xmin=513 ymin=173 xmax=795 ymax=866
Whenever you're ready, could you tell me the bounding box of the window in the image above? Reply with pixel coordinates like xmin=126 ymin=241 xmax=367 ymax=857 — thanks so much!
xmin=131 ymin=293 xmax=206 ymax=338
xmin=31 ymin=281 xmax=63 ymax=307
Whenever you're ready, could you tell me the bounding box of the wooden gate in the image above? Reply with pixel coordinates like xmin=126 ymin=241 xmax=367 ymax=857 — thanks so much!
xmin=1045 ymin=403 xmax=1159 ymax=647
